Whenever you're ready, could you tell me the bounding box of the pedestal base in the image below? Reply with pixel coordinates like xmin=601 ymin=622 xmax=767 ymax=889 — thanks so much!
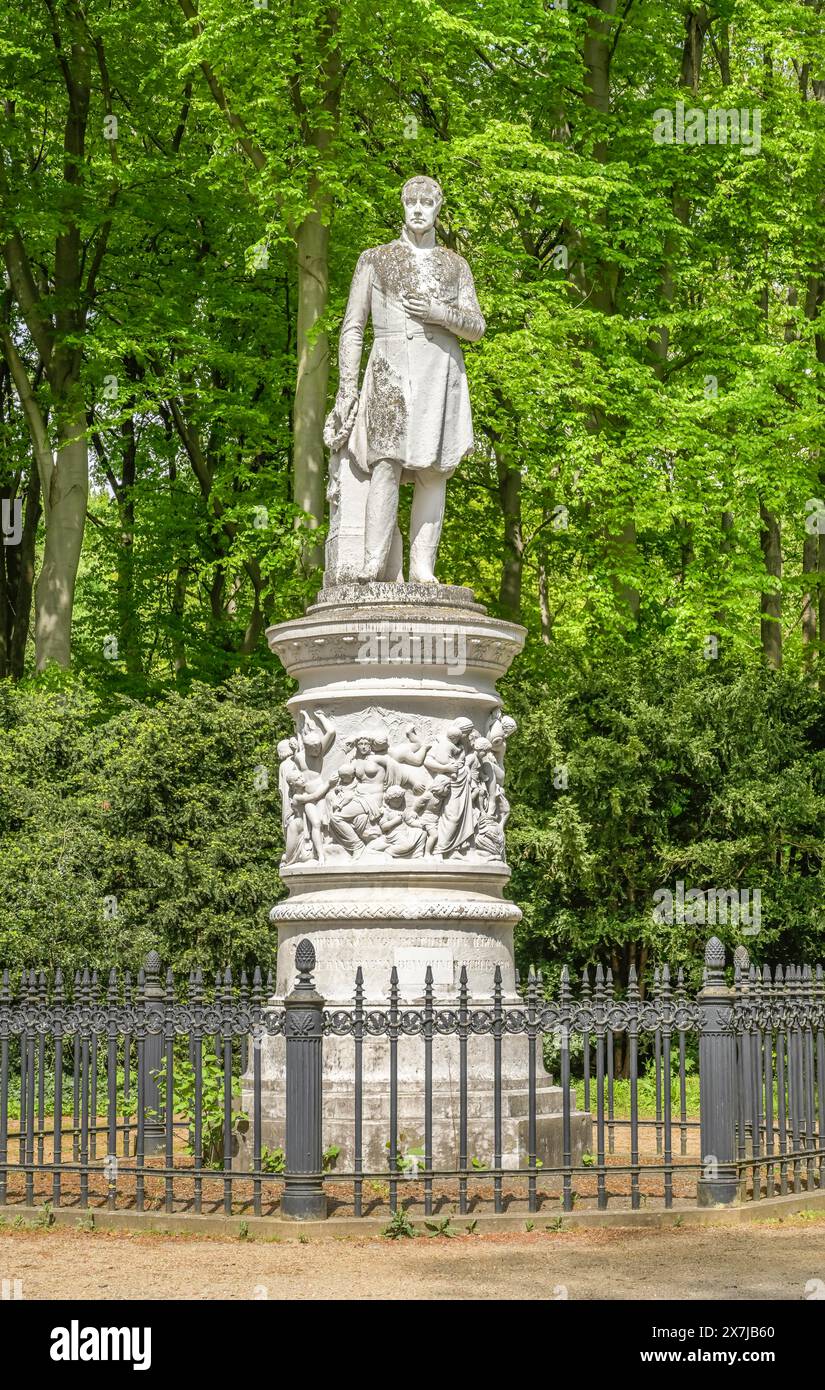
xmin=260 ymin=586 xmax=592 ymax=1188
xmin=238 ymin=1077 xmax=590 ymax=1174
xmin=239 ymin=1018 xmax=591 ymax=1175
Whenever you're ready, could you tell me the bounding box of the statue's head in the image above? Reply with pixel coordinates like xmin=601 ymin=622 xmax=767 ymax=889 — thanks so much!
xmin=401 ymin=175 xmax=442 ymax=235
xmin=384 ymin=784 xmax=406 ymax=809
xmin=447 ymin=716 xmax=474 ymax=747
xmin=302 ymin=727 xmax=323 ymax=757
xmin=370 ymin=732 xmax=389 ymax=754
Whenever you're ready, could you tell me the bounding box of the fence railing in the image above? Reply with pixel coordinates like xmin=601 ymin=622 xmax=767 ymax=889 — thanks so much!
xmin=0 ymin=936 xmax=822 ymax=1221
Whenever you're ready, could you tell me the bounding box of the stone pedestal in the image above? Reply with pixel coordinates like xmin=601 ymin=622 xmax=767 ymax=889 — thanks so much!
xmin=243 ymin=583 xmax=590 ymax=1172
xmin=325 ymin=455 xmax=373 ymax=584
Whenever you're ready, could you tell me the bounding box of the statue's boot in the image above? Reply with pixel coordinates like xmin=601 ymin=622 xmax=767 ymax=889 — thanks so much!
xmin=386 ymin=526 xmax=404 ymax=582
xmin=358 ymin=459 xmax=402 ymax=581
xmin=409 ymin=541 xmax=438 ymax=584
xmin=409 ymin=468 xmax=447 ymax=583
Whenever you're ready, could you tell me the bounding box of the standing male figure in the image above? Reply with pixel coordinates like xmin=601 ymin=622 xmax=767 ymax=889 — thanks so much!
xmin=324 ymin=176 xmax=485 ymax=583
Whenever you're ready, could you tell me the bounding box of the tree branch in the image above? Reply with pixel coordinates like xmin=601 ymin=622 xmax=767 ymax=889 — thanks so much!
xmin=0 ymin=324 xmax=54 ymax=515
xmin=176 ymin=0 xmax=268 ymax=173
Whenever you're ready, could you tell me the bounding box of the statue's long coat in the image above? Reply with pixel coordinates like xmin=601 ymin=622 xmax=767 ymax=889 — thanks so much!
xmin=338 ymin=236 xmax=485 ymax=477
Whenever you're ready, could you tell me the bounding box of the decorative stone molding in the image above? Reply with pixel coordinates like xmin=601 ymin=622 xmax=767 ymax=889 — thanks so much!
xmin=268 ymin=611 xmax=524 ymax=683
xmin=270 ymin=899 xmax=522 ymax=924
xmin=310 ymin=581 xmax=483 ymax=612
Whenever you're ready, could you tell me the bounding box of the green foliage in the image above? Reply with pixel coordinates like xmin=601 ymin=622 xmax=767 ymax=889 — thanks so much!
xmin=0 ymin=673 xmax=288 ymax=974
xmin=385 ymin=1137 xmax=425 ymax=1174
xmin=382 ymin=1210 xmax=417 ymax=1240
xmin=152 ymin=1054 xmax=246 ymax=1170
xmin=424 ymin=1218 xmax=458 ymax=1238
xmin=260 ymin=1144 xmax=339 ymax=1174
xmin=322 ymin=1144 xmax=341 ymax=1172
xmin=35 ymin=1202 xmax=55 ymax=1230
xmin=0 ymin=651 xmax=820 ymax=986
xmin=3 ymin=0 xmax=824 ymax=685
xmin=505 ymin=652 xmax=824 ymax=983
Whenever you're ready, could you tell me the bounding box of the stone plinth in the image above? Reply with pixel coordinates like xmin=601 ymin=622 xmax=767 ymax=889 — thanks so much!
xmin=242 ymin=583 xmax=590 ymax=1172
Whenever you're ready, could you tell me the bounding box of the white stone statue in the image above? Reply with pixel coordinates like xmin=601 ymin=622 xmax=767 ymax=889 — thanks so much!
xmin=323 ymin=175 xmax=485 ymax=584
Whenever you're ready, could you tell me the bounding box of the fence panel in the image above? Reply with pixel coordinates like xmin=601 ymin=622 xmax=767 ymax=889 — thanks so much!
xmin=0 ymin=937 xmax=822 ymax=1221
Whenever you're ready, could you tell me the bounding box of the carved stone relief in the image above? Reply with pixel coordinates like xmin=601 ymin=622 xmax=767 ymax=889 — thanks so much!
xmin=277 ymin=704 xmax=516 ymax=867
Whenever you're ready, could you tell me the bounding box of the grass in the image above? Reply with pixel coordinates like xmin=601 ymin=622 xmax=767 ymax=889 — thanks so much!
xmin=575 ymin=1071 xmax=701 ymax=1119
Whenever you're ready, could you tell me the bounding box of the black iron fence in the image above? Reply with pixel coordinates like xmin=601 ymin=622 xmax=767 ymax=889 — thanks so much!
xmin=0 ymin=936 xmax=822 ymax=1221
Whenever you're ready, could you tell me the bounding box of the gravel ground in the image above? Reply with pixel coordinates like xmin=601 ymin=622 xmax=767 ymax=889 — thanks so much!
xmin=2 ymin=1218 xmax=825 ymax=1300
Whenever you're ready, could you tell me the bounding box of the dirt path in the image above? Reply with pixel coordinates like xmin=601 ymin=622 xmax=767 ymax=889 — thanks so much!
xmin=1 ymin=1219 xmax=825 ymax=1300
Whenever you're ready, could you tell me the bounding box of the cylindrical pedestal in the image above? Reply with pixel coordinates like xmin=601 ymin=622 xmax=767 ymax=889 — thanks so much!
xmin=242 ymin=583 xmax=590 ymax=1172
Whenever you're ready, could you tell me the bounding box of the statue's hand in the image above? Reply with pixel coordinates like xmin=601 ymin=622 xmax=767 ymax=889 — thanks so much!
xmin=401 ymin=293 xmax=433 ymax=321
xmin=323 ymin=388 xmax=359 ymax=451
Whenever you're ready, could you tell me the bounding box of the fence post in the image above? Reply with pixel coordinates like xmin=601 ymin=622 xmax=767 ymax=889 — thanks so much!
xmin=733 ymin=945 xmax=753 ymax=1161
xmin=697 ymin=936 xmax=739 ymax=1206
xmin=282 ymin=939 xmax=328 ymax=1220
xmin=141 ymin=952 xmax=165 ymax=1156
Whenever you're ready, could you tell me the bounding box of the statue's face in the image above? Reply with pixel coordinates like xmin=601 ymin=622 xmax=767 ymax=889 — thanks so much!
xmin=403 ymin=187 xmax=439 ymax=235
xmin=447 ymin=718 xmax=473 ymax=748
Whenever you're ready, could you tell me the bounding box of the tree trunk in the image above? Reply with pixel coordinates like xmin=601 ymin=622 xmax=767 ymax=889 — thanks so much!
xmin=171 ymin=565 xmax=188 ymax=676
xmin=712 ymin=509 xmax=734 ymax=636
xmin=496 ymin=451 xmax=523 ymax=622
xmin=607 ymin=520 xmax=641 ymax=623
xmin=3 ymin=3 xmax=92 ymax=670
xmin=175 ymin=0 xmax=341 ymax=556
xmin=116 ymin=414 xmax=141 ymax=676
xmin=820 ymin=531 xmax=825 ymax=692
xmin=802 ymin=531 xmax=818 ymax=654
xmin=538 ymin=559 xmax=552 ymax=644
xmin=34 ymin=412 xmax=89 ymax=669
xmin=759 ymin=501 xmax=782 ymax=669
xmin=0 ymin=508 xmax=8 ymax=676
xmin=8 ymin=465 xmax=41 ymax=678
xmin=680 ymin=7 xmax=711 ymax=93
xmin=293 ymin=197 xmax=330 ymax=563
xmin=580 ymin=1 xmax=640 ymax=626
xmin=804 ymin=275 xmax=825 ymax=686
